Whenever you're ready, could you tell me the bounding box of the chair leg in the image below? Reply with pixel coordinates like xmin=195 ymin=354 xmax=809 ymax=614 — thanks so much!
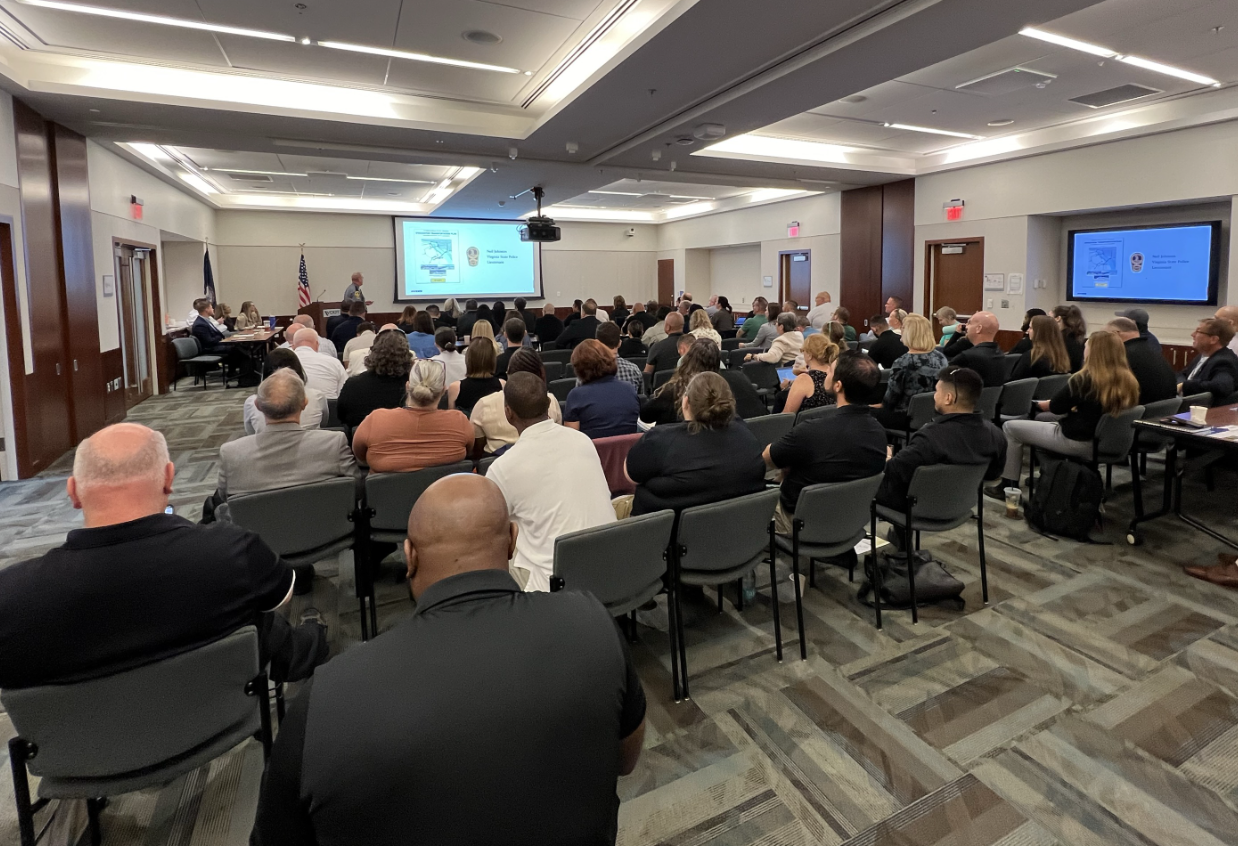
xmin=976 ymin=486 xmax=988 ymax=606
xmin=676 ymin=581 xmax=690 ymax=700
xmin=1028 ymin=447 xmax=1037 ymax=502
xmin=768 ymin=521 xmax=783 ymax=661
xmin=717 ymin=585 xmax=724 ymax=613
xmin=667 ymin=582 xmax=682 ymax=702
xmin=86 ymin=797 xmax=104 ymax=846
xmin=1106 ymin=462 xmax=1113 ymax=492
xmin=275 ymin=682 xmax=286 ymax=723
xmin=9 ymin=739 xmax=36 ymax=846
xmin=792 ymin=521 xmax=807 ymax=660
xmin=370 ymin=592 xmax=379 ymax=638
xmin=905 ymin=502 xmax=918 ymax=625
xmin=870 ymin=505 xmax=882 ymax=630
xmin=628 ymin=610 xmax=639 ymax=644
xmin=254 ymin=672 xmax=274 ymax=760
xmin=736 ymin=578 xmax=744 ymax=612
xmin=358 ymin=596 xmax=369 ymax=642
xmin=1130 ymin=454 xmax=1144 ymax=520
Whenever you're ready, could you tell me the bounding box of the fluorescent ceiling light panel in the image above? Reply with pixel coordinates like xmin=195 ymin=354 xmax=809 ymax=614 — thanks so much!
xmin=663 ymin=202 xmax=715 ymax=219
xmin=534 ymin=206 xmax=655 ymax=222
xmin=748 ymin=188 xmax=807 ymax=203
xmin=668 ymin=195 xmax=715 ymax=200
xmin=211 ymin=168 xmax=307 ymax=177
xmin=1019 ymin=27 xmax=1114 ymax=58
xmin=884 ymin=123 xmax=983 ymax=140
xmin=19 ymin=0 xmax=296 ymax=41
xmin=435 ymin=178 xmax=452 ymax=190
xmin=344 ymin=175 xmax=431 ymax=183
xmin=179 ymin=172 xmax=218 ymax=194
xmin=1118 ymin=55 xmax=1220 ymax=87
xmin=695 ymin=134 xmax=855 ymax=165
xmin=128 ymin=142 xmax=169 ymax=162
xmin=316 ymin=40 xmax=521 ymax=74
xmin=589 ymin=190 xmax=643 ymax=196
xmin=456 ymin=167 xmax=483 ymax=179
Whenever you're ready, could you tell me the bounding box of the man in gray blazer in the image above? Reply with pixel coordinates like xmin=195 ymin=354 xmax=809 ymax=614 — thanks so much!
xmin=218 ymin=369 xmax=359 ymax=500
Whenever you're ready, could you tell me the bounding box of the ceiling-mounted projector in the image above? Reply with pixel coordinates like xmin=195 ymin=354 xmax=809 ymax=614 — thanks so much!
xmin=518 ymin=186 xmax=561 ymax=242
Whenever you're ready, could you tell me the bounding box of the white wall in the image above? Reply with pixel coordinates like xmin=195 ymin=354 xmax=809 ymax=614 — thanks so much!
xmin=709 ymin=244 xmax=761 ymax=304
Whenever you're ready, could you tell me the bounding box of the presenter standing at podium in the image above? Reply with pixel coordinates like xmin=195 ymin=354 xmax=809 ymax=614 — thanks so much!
xmin=341 ymin=271 xmax=372 ymax=309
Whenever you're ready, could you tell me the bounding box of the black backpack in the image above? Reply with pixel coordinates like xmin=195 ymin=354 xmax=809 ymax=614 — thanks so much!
xmin=858 ymin=549 xmax=965 ymax=610
xmin=1025 ymin=456 xmax=1105 ymax=542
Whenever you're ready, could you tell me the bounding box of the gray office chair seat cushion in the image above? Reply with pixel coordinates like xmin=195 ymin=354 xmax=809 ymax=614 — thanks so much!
xmin=679 ymin=550 xmax=767 ymax=586
xmin=874 ymin=505 xmax=972 ymax=533
xmin=605 ymin=578 xmax=665 ymax=617
xmin=278 ymin=538 xmax=354 ymax=567
xmin=36 ymin=718 xmax=260 ymax=799
xmin=186 ymin=355 xmax=223 ymax=364
xmin=773 ymin=529 xmax=865 ymax=560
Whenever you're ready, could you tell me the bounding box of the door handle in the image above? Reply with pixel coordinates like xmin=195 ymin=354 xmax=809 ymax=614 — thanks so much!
xmin=73 ymin=359 xmax=78 ymax=372
xmin=55 ymin=362 xmax=61 ymax=375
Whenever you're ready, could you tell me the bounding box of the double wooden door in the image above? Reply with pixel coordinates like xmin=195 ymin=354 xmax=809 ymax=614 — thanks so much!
xmin=114 ymin=245 xmax=154 ymax=408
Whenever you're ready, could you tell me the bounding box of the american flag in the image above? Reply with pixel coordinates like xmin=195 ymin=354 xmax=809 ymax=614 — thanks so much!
xmin=297 ymin=252 xmax=311 ymax=308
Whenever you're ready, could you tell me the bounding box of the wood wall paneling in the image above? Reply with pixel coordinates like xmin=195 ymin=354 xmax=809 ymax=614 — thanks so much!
xmin=13 ymin=99 xmax=72 ymax=474
xmin=840 ymin=185 xmax=884 ymax=330
xmin=101 ymin=347 xmax=125 ymax=424
xmin=53 ymin=125 xmax=105 ymax=440
xmin=0 ymin=222 xmax=30 ymax=476
xmin=880 ymin=179 xmax=915 ymax=310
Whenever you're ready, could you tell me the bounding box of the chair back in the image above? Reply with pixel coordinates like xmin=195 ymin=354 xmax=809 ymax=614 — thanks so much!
xmin=1180 ymin=392 xmax=1212 ymax=411
xmin=793 ymin=473 xmax=884 ymax=546
xmin=859 ymin=338 xmax=876 ymax=352
xmin=745 ymin=412 xmax=794 ymax=447
xmin=907 ymin=391 xmax=937 ymax=431
xmin=625 ymin=356 xmax=647 ymax=371
xmin=541 ymin=348 xmax=573 ymax=365
xmin=1094 ymin=405 xmax=1145 ymax=462
xmin=878 ymin=368 xmax=892 ymax=383
xmin=847 ymin=340 xmax=859 ymax=350
xmin=552 ymin=510 xmax=674 ymax=615
xmin=172 ymin=336 xmax=201 ymax=361
xmin=1002 ymin=353 xmax=1021 ymax=380
xmin=1034 ymin=373 xmax=1070 ymax=400
xmin=365 ymin=460 xmax=475 ymax=533
xmin=977 ymin=385 xmax=1003 ymax=420
xmin=325 ymin=398 xmax=342 ymax=428
xmin=795 ymin=404 xmax=837 ymax=426
xmin=542 ymin=361 xmax=565 ymax=382
xmin=728 ymin=348 xmax=750 ymax=369
xmin=549 ymin=377 xmax=576 ymax=401
xmin=477 ymin=456 xmax=497 ymax=475
xmin=720 ymin=329 xmax=737 ymax=340
xmin=592 ymin=433 xmax=641 ymax=496
xmin=742 ymin=361 xmax=780 ymax=391
xmin=997 ymin=378 xmax=1037 ymax=419
xmin=3 ymin=627 xmax=262 ymax=783
xmin=564 ymin=363 xmax=576 ymax=380
xmin=1142 ymin=397 xmax=1184 ymax=422
xmin=227 ymin=477 xmax=357 ymax=557
xmin=653 ymin=369 xmax=675 ymax=390
xmin=906 ymin=463 xmax=988 ymax=520
xmin=677 ymin=489 xmax=780 ymax=574
xmin=720 ymin=338 xmax=741 ymax=352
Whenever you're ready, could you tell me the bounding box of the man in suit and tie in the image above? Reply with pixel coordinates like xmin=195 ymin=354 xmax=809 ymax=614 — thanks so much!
xmin=1180 ymin=318 xmax=1238 ymax=404
xmin=554 ymin=298 xmax=603 ymax=349
xmin=191 ymin=298 xmax=228 ymax=353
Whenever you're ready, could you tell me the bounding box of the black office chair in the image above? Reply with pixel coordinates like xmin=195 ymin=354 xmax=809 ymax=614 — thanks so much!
xmin=742 ymin=361 xmax=781 ymax=407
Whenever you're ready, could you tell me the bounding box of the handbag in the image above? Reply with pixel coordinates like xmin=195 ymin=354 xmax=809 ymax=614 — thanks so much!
xmin=858 ymin=548 xmax=965 ymax=609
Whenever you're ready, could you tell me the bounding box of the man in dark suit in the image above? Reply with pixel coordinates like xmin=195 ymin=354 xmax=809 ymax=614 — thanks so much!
xmin=879 ymin=365 xmax=1005 ymax=508
xmin=191 ymin=299 xmax=227 ymax=353
xmin=554 ymin=298 xmax=603 ymax=348
xmin=1180 ymin=318 xmax=1238 ymax=404
xmin=513 ymin=298 xmax=538 ymax=334
xmin=948 ymin=311 xmax=1006 ymax=386
xmin=456 ymin=299 xmax=480 ymax=339
xmin=1107 ymin=317 xmax=1176 ymax=404
xmin=535 ymin=302 xmax=564 ymax=344
xmin=866 ymin=314 xmax=908 ymax=369
xmin=329 ymin=302 xmax=367 ymax=352
xmin=635 ymin=300 xmax=659 ymax=330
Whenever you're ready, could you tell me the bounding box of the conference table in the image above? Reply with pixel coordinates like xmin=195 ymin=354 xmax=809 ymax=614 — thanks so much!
xmin=221 ymin=327 xmax=284 ymax=376
xmin=1127 ymin=404 xmax=1238 ymax=548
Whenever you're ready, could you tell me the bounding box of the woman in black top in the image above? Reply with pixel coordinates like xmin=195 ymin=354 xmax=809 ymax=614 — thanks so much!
xmin=618 ymin=319 xmax=647 ymax=358
xmin=710 ymin=296 xmax=735 ymax=332
xmin=626 ymin=371 xmax=766 ymax=515
xmin=988 ymin=331 xmax=1139 ymax=498
xmin=610 ymin=295 xmax=630 ymax=325
xmin=1009 ymin=308 xmax=1046 ymax=356
xmin=1053 ymin=305 xmax=1087 ymax=372
xmin=1011 ymin=315 xmax=1071 ymax=381
xmin=640 ymin=339 xmax=720 ymax=425
xmin=336 ymin=329 xmax=413 ymax=429
xmin=491 ymin=301 xmax=507 ymax=332
xmin=396 ymin=305 xmax=418 ymax=333
xmin=447 ymin=338 xmax=504 ymax=417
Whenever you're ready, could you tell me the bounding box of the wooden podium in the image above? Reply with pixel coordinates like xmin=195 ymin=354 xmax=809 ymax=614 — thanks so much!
xmin=297 ymin=302 xmax=341 ymax=336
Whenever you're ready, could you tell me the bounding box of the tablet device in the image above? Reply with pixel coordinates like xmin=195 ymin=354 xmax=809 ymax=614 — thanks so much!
xmin=734 ymin=316 xmax=746 ymax=327
xmin=777 ymin=367 xmax=795 ymax=382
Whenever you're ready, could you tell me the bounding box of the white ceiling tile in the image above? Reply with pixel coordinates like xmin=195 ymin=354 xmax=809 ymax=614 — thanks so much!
xmin=895 ymin=36 xmax=1061 ymax=91
xmin=361 ymin=161 xmax=450 ymax=181
xmin=181 ymin=148 xmax=289 ymax=171
xmin=1103 ymin=2 xmax=1238 ymax=62
xmin=215 ymin=37 xmax=390 ymax=87
xmin=1048 ymin=0 xmax=1218 ymax=44
xmin=393 ymin=0 xmax=581 ymax=72
xmin=808 ymin=80 xmax=931 ymax=118
xmin=196 ymin=0 xmax=402 ymax=44
xmin=383 ymin=60 xmax=532 ymax=102
xmin=478 ymin=0 xmax=603 ymax=21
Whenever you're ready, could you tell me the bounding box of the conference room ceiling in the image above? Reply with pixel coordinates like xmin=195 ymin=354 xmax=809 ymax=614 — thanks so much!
xmin=1 ymin=0 xmax=1230 ymax=221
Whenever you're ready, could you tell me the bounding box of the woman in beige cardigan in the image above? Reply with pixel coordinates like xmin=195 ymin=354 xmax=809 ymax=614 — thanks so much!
xmin=744 ymin=311 xmax=802 ymax=365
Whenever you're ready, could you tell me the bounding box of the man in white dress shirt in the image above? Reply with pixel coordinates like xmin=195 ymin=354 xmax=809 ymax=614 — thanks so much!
xmin=485 ymin=373 xmax=615 ymax=592
xmin=290 ymin=326 xmax=349 ymax=399
xmin=805 ymin=291 xmax=833 ymax=330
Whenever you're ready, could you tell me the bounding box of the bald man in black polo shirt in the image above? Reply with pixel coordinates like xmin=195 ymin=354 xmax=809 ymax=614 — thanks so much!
xmin=253 ymin=473 xmax=646 ymax=846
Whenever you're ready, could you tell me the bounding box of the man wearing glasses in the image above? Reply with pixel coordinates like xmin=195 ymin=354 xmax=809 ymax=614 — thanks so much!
xmin=1180 ymin=318 xmax=1238 ymax=405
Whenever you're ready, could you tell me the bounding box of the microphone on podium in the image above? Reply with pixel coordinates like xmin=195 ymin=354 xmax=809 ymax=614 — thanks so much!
xmin=315 ymin=289 xmax=326 ymax=302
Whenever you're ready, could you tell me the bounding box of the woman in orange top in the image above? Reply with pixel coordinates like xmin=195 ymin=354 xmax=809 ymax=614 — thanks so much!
xmin=352 ymin=359 xmax=474 ymax=472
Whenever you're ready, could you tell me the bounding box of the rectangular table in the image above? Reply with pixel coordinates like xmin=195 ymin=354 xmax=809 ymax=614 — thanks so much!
xmin=220 ymin=328 xmax=284 ymax=380
xmin=1128 ymin=404 xmax=1238 ymax=548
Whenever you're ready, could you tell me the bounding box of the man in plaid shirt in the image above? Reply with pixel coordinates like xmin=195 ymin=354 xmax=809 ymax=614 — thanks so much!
xmin=596 ymin=322 xmax=644 ymax=395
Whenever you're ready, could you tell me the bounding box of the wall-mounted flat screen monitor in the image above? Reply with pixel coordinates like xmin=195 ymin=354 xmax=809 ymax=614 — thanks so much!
xmin=1067 ymin=221 xmax=1221 ymax=305
xmin=393 ymin=217 xmax=542 ymax=302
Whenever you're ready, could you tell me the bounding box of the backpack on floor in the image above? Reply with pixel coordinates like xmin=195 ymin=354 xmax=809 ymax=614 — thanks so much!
xmin=1025 ymin=456 xmax=1104 ymax=542
xmin=858 ymin=549 xmax=965 ymax=610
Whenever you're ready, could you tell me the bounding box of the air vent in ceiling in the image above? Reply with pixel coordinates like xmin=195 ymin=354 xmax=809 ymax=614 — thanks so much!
xmin=226 ymin=173 xmax=273 ymax=182
xmin=956 ymin=67 xmax=1056 ymax=96
xmin=1069 ymin=83 xmax=1161 ymax=109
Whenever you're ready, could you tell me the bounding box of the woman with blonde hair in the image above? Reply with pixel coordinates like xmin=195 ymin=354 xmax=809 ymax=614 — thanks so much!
xmin=1011 ymin=315 xmax=1070 ymax=380
xmin=467 ymin=318 xmax=503 ymax=355
xmin=352 ymin=358 xmax=474 ymax=473
xmin=441 ymin=297 xmax=462 ymax=322
xmin=987 ymin=330 xmax=1139 ymax=499
xmin=688 ymin=306 xmax=722 ymax=348
xmin=782 ymin=333 xmax=839 ymax=415
xmin=233 ymin=301 xmax=262 ymax=330
xmin=877 ymin=314 xmax=947 ymax=430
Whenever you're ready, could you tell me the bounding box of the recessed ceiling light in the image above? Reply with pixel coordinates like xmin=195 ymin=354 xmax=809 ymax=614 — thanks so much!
xmin=317 ymin=40 xmax=521 ymax=74
xmin=300 ymin=37 xmax=311 ymax=45
xmin=88 ymin=108 xmax=100 ymax=113
xmin=1118 ymin=54 xmax=1220 ymax=86
xmin=18 ymin=0 xmax=296 ymax=41
xmin=179 ymin=173 xmax=218 ymax=195
xmin=1019 ymin=27 xmax=1115 ymax=58
xmin=462 ymin=30 xmax=502 ymax=45
xmin=884 ymin=122 xmax=984 ymax=140
xmin=669 ymin=194 xmax=715 ymax=201
xmin=128 ymin=142 xmax=169 ymax=161
xmin=696 ymin=134 xmax=856 ymax=164
xmin=208 ymin=167 xmax=308 ymax=177
xmin=987 ymin=119 xmax=1014 ymax=127
xmin=344 ymin=175 xmax=431 ymax=183
xmin=456 ymin=166 xmax=483 ymax=179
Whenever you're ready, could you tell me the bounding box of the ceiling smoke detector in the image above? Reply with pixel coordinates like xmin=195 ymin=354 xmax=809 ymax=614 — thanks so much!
xmin=675 ymin=136 xmax=695 ymax=146
xmin=987 ymin=118 xmax=1014 ymax=127
xmin=841 ymin=95 xmax=868 ymax=104
xmin=692 ymin=123 xmax=726 ymax=141
xmin=463 ymin=30 xmax=502 ymax=45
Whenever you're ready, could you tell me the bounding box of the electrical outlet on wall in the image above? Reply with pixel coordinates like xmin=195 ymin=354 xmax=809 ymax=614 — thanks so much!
xmin=1001 ymin=299 xmax=1009 ymax=309
xmin=986 ymin=298 xmax=994 ymax=309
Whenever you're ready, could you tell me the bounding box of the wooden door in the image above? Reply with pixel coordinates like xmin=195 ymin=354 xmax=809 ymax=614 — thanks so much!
xmin=657 ymin=258 xmax=674 ymax=306
xmin=0 ymin=222 xmax=31 ymax=477
xmin=926 ymin=239 xmax=984 ymax=335
xmin=115 ymin=245 xmax=153 ymax=408
xmin=780 ymin=251 xmax=811 ymax=312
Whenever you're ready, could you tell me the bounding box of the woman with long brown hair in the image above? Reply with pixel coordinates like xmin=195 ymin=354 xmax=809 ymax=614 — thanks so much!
xmin=233 ymin=300 xmax=262 ymax=330
xmin=987 ymin=330 xmax=1139 ymax=499
xmin=447 ymin=338 xmax=504 ymax=416
xmin=1052 ymin=304 xmax=1087 ymax=372
xmin=1011 ymin=314 xmax=1071 ymax=380
xmin=396 ymin=305 xmax=418 ymax=332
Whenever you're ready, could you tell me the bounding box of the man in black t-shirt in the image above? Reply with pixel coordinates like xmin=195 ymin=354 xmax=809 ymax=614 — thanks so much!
xmin=1107 ymin=317 xmax=1176 ymax=404
xmin=0 ymin=424 xmax=327 ymax=689
xmin=555 ymin=298 xmax=603 ymax=348
xmin=252 ymin=473 xmax=645 ymax=846
xmin=535 ymin=302 xmax=565 ymax=344
xmin=644 ymin=312 xmax=685 ymax=374
xmin=949 ymin=311 xmax=1006 ymax=386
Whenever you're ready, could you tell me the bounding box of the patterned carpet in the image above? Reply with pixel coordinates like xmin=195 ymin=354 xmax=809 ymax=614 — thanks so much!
xmin=3 ymin=384 xmax=1237 ymax=845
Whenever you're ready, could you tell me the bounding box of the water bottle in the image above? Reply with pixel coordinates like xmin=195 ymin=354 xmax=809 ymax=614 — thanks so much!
xmin=742 ymin=571 xmax=757 ymax=605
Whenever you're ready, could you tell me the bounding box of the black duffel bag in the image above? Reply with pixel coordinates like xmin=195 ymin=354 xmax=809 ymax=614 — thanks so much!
xmin=858 ymin=548 xmax=965 ymax=610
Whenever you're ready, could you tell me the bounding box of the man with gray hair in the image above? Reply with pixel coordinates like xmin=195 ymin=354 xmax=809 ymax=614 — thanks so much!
xmin=0 ymin=423 xmax=328 ymax=688
xmin=279 ymin=315 xmax=337 ymax=357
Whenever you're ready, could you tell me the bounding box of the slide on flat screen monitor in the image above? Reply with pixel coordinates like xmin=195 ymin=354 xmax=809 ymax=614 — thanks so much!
xmin=393 ymin=217 xmax=541 ymax=302
xmin=1067 ymin=221 xmax=1221 ymax=305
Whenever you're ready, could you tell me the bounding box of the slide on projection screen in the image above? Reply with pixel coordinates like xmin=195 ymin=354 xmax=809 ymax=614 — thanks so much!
xmin=1067 ymin=221 xmax=1221 ymax=305
xmin=393 ymin=217 xmax=541 ymax=302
